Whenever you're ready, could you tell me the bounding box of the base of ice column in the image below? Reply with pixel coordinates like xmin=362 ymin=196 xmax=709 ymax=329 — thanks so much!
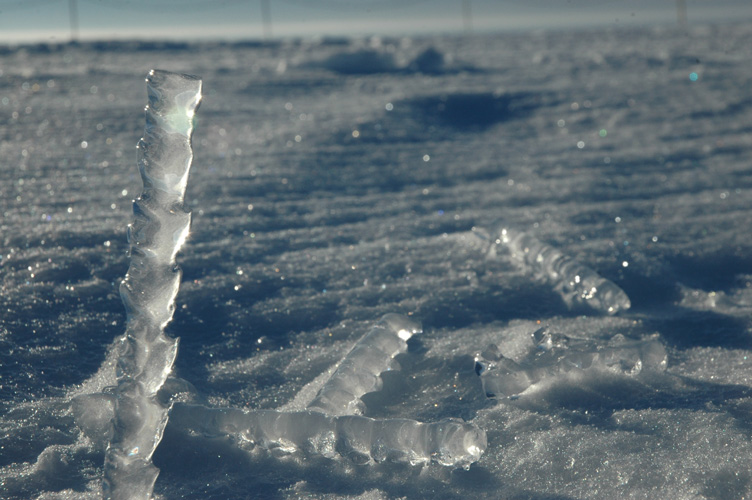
xmin=103 ymin=455 xmax=160 ymax=500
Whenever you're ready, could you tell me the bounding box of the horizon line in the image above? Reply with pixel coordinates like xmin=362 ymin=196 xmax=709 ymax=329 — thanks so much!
xmin=2 ymin=8 xmax=751 ymax=45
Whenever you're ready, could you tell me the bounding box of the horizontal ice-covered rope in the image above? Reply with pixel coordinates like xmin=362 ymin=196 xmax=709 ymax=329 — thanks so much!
xmin=170 ymin=404 xmax=486 ymax=469
xmin=105 ymin=69 xmax=202 ymax=500
xmin=474 ymin=226 xmax=631 ymax=315
xmin=475 ymin=328 xmax=667 ymax=399
xmin=307 ymin=313 xmax=421 ymax=416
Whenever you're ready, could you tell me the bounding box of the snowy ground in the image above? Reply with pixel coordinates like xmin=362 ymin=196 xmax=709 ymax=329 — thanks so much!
xmin=2 ymin=22 xmax=752 ymax=499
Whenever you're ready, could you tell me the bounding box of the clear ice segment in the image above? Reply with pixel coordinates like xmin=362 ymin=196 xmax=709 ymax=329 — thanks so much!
xmin=308 ymin=313 xmax=422 ymax=416
xmin=104 ymin=69 xmax=201 ymax=500
xmin=475 ymin=329 xmax=667 ymax=399
xmin=170 ymin=404 xmax=486 ymax=469
xmin=479 ymin=226 xmax=631 ymax=315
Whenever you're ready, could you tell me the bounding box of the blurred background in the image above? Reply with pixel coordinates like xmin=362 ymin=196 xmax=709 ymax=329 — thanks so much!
xmin=1 ymin=0 xmax=752 ymax=44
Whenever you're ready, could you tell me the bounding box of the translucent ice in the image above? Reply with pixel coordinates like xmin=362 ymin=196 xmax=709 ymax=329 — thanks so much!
xmin=475 ymin=328 xmax=667 ymax=399
xmin=164 ymin=314 xmax=484 ymax=469
xmin=170 ymin=404 xmax=486 ymax=469
xmin=477 ymin=226 xmax=631 ymax=315
xmin=308 ymin=313 xmax=421 ymax=416
xmin=104 ymin=70 xmax=201 ymax=500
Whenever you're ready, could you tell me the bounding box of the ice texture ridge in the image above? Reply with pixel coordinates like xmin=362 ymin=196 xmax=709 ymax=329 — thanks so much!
xmin=104 ymin=70 xmax=202 ymax=500
xmin=307 ymin=313 xmax=421 ymax=416
xmin=487 ymin=227 xmax=631 ymax=315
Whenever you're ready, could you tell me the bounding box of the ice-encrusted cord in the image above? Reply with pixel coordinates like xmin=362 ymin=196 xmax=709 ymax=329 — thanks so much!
xmin=171 ymin=405 xmax=486 ymax=469
xmin=104 ymin=70 xmax=201 ymax=500
xmin=168 ymin=314 xmax=486 ymax=469
xmin=307 ymin=313 xmax=422 ymax=416
xmin=475 ymin=226 xmax=631 ymax=315
xmin=475 ymin=328 xmax=667 ymax=399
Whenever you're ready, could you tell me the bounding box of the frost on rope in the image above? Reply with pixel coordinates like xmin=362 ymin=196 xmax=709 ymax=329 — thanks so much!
xmin=173 ymin=314 xmax=486 ymax=468
xmin=307 ymin=313 xmax=421 ymax=416
xmin=474 ymin=328 xmax=667 ymax=399
xmin=474 ymin=226 xmax=631 ymax=315
xmin=104 ymin=70 xmax=202 ymax=500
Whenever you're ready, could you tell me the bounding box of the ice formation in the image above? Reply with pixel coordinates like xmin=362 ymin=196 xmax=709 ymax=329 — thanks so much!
xmin=475 ymin=226 xmax=631 ymax=315
xmin=4 ymin=25 xmax=752 ymax=500
xmin=475 ymin=327 xmax=668 ymax=399
xmin=171 ymin=313 xmax=485 ymax=468
xmin=104 ymin=70 xmax=202 ymax=500
xmin=307 ymin=313 xmax=421 ymax=416
xmin=73 ymin=314 xmax=485 ymax=471
xmin=171 ymin=405 xmax=485 ymax=468
xmin=88 ymin=69 xmax=484 ymax=499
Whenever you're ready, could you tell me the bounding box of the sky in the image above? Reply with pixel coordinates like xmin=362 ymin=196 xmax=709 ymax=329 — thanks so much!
xmin=0 ymin=0 xmax=751 ymax=43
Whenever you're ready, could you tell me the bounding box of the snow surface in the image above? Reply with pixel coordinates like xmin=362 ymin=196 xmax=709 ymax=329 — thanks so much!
xmin=2 ymin=22 xmax=752 ymax=499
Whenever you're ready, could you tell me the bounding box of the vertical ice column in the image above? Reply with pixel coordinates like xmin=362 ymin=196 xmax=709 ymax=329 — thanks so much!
xmin=104 ymin=70 xmax=202 ymax=500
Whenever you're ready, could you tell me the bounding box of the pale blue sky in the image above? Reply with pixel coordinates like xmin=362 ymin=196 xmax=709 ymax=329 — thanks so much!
xmin=0 ymin=0 xmax=751 ymax=43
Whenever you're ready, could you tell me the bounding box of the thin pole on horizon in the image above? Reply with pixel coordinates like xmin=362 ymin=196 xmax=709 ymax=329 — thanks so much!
xmin=676 ymin=0 xmax=687 ymax=27
xmin=261 ymin=0 xmax=273 ymax=40
xmin=69 ymin=0 xmax=79 ymax=41
xmin=461 ymin=0 xmax=473 ymax=34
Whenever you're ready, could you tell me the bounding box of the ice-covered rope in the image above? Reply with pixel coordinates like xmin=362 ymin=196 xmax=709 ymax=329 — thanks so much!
xmin=475 ymin=328 xmax=667 ymax=399
xmin=171 ymin=405 xmax=486 ymax=469
xmin=473 ymin=226 xmax=631 ymax=315
xmin=307 ymin=313 xmax=421 ymax=416
xmin=168 ymin=313 xmax=484 ymax=469
xmin=104 ymin=70 xmax=202 ymax=500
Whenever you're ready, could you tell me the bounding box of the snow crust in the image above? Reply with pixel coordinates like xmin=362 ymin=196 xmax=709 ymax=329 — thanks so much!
xmin=2 ymin=22 xmax=752 ymax=499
